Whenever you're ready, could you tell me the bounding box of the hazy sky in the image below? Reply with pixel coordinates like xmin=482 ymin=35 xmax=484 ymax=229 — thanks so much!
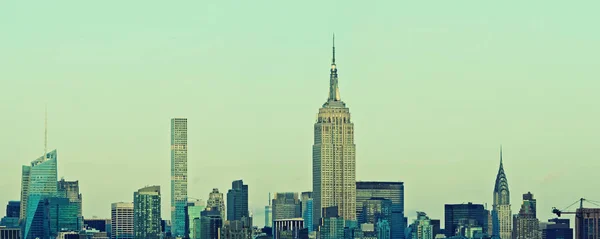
xmin=1 ymin=0 xmax=599 ymax=227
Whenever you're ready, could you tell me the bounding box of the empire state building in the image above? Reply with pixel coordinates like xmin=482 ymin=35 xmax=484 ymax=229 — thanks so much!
xmin=312 ymin=36 xmax=357 ymax=226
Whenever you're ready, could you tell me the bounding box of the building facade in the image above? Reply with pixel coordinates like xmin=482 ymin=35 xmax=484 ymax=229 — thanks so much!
xmin=207 ymin=188 xmax=225 ymax=220
xmin=410 ymin=212 xmax=434 ymax=239
xmin=22 ymin=150 xmax=58 ymax=239
xmin=301 ymin=192 xmax=313 ymax=232
xmin=171 ymin=118 xmax=188 ymax=237
xmin=319 ymin=207 xmax=345 ymax=239
xmin=200 ymin=208 xmax=223 ymax=239
xmin=221 ymin=217 xmax=253 ymax=239
xmin=542 ymin=218 xmax=572 ymax=239
xmin=575 ymin=208 xmax=600 ymax=239
xmin=444 ymin=202 xmax=488 ymax=237
xmin=187 ymin=199 xmax=205 ymax=239
xmin=133 ymin=186 xmax=161 ymax=239
xmin=492 ymin=148 xmax=512 ymax=239
xmin=272 ymin=193 xmax=302 ymax=221
xmin=0 ymin=228 xmax=20 ymax=239
xmin=356 ymin=182 xmax=405 ymax=239
xmin=227 ymin=180 xmax=249 ymax=221
xmin=273 ymin=218 xmax=304 ymax=239
xmin=111 ymin=202 xmax=134 ymax=239
xmin=513 ymin=192 xmax=539 ymax=239
xmin=312 ymin=37 xmax=357 ymax=226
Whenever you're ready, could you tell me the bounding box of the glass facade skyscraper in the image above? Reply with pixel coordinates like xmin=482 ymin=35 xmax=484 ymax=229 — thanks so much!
xmin=444 ymin=202 xmax=488 ymax=237
xmin=356 ymin=182 xmax=405 ymax=239
xmin=46 ymin=196 xmax=83 ymax=237
xmin=313 ymin=37 xmax=357 ymax=226
xmin=301 ymin=192 xmax=313 ymax=232
xmin=171 ymin=118 xmax=188 ymax=237
xmin=134 ymin=186 xmax=161 ymax=239
xmin=226 ymin=180 xmax=248 ymax=221
xmin=22 ymin=150 xmax=58 ymax=239
xmin=187 ymin=199 xmax=205 ymax=239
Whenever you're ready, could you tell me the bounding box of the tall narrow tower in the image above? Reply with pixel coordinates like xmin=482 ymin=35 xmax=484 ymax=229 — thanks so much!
xmin=312 ymin=35 xmax=357 ymax=227
xmin=492 ymin=146 xmax=512 ymax=239
xmin=171 ymin=118 xmax=188 ymax=237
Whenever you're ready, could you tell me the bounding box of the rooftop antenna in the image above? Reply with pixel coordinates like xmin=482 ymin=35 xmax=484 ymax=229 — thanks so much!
xmin=44 ymin=105 xmax=48 ymax=157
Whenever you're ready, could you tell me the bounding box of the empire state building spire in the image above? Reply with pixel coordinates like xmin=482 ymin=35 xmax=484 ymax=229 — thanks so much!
xmin=328 ymin=34 xmax=340 ymax=102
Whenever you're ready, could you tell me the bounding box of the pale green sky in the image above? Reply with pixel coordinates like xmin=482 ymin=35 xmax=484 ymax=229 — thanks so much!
xmin=1 ymin=0 xmax=599 ymax=226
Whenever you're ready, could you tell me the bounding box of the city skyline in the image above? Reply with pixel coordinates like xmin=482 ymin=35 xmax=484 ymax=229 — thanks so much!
xmin=2 ymin=0 xmax=600 ymax=230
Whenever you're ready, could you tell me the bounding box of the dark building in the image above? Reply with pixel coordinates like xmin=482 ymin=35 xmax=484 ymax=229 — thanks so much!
xmin=445 ymin=202 xmax=488 ymax=237
xmin=5 ymin=201 xmax=20 ymax=218
xmin=356 ymin=182 xmax=404 ymax=239
xmin=227 ymin=180 xmax=249 ymax=221
xmin=543 ymin=218 xmax=572 ymax=239
xmin=514 ymin=192 xmax=539 ymax=239
xmin=221 ymin=217 xmax=253 ymax=239
xmin=200 ymin=207 xmax=223 ymax=239
xmin=431 ymin=219 xmax=441 ymax=237
xmin=575 ymin=208 xmax=600 ymax=239
xmin=0 ymin=228 xmax=20 ymax=239
xmin=84 ymin=219 xmax=111 ymax=232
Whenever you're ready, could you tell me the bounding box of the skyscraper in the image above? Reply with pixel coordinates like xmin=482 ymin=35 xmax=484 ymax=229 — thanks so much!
xmin=207 ymin=188 xmax=225 ymax=220
xmin=45 ymin=196 xmax=83 ymax=237
xmin=312 ymin=36 xmax=357 ymax=226
xmin=22 ymin=150 xmax=58 ymax=239
xmin=444 ymin=202 xmax=488 ymax=237
xmin=492 ymin=147 xmax=512 ymax=239
xmin=543 ymin=218 xmax=572 ymax=239
xmin=265 ymin=193 xmax=273 ymax=228
xmin=171 ymin=118 xmax=188 ymax=237
xmin=272 ymin=192 xmax=302 ymax=220
xmin=319 ymin=207 xmax=345 ymax=239
xmin=409 ymin=212 xmax=433 ymax=239
xmin=112 ymin=202 xmax=134 ymax=239
xmin=513 ymin=192 xmax=539 ymax=239
xmin=200 ymin=207 xmax=223 ymax=239
xmin=227 ymin=180 xmax=249 ymax=221
xmin=134 ymin=186 xmax=161 ymax=239
xmin=187 ymin=199 xmax=206 ymax=239
xmin=356 ymin=182 xmax=405 ymax=239
xmin=57 ymin=178 xmax=83 ymax=229
xmin=301 ymin=192 xmax=313 ymax=232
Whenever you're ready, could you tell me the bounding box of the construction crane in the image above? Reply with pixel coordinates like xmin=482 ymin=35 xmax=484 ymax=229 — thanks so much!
xmin=551 ymin=198 xmax=600 ymax=239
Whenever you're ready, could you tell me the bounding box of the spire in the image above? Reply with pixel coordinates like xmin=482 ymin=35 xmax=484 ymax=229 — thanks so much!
xmin=332 ymin=33 xmax=336 ymax=65
xmin=500 ymin=145 xmax=503 ymax=166
xmin=328 ymin=34 xmax=340 ymax=102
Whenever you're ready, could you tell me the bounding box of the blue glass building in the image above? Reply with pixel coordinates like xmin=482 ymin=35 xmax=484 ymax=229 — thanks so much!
xmin=356 ymin=182 xmax=404 ymax=239
xmin=22 ymin=150 xmax=58 ymax=239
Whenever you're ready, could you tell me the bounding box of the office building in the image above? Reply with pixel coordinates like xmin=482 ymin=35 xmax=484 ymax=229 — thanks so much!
xmin=227 ymin=180 xmax=249 ymax=221
xmin=492 ymin=147 xmax=512 ymax=239
xmin=85 ymin=219 xmax=111 ymax=233
xmin=111 ymin=202 xmax=134 ymax=239
xmin=513 ymin=192 xmax=539 ymax=239
xmin=187 ymin=199 xmax=205 ymax=239
xmin=265 ymin=193 xmax=273 ymax=228
xmin=378 ymin=220 xmax=391 ymax=239
xmin=133 ymin=186 xmax=161 ymax=239
xmin=444 ymin=203 xmax=488 ymax=237
xmin=22 ymin=150 xmax=59 ymax=239
xmin=361 ymin=198 xmax=392 ymax=226
xmin=5 ymin=201 xmax=19 ymax=218
xmin=575 ymin=208 xmax=600 ymax=239
xmin=319 ymin=207 xmax=345 ymax=239
xmin=46 ymin=196 xmax=84 ymax=237
xmin=207 ymin=188 xmax=225 ymax=220
xmin=542 ymin=218 xmax=572 ymax=239
xmin=273 ymin=218 xmax=304 ymax=239
xmin=410 ymin=212 xmax=433 ymax=239
xmin=272 ymin=193 xmax=302 ymax=221
xmin=356 ymin=182 xmax=405 ymax=239
xmin=200 ymin=207 xmax=223 ymax=239
xmin=301 ymin=192 xmax=313 ymax=232
xmin=171 ymin=118 xmax=188 ymax=237
xmin=221 ymin=217 xmax=253 ymax=239
xmin=57 ymin=179 xmax=83 ymax=230
xmin=313 ymin=37 xmax=356 ymax=225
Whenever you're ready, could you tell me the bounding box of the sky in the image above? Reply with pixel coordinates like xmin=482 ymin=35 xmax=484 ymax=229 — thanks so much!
xmin=1 ymin=0 xmax=600 ymax=227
